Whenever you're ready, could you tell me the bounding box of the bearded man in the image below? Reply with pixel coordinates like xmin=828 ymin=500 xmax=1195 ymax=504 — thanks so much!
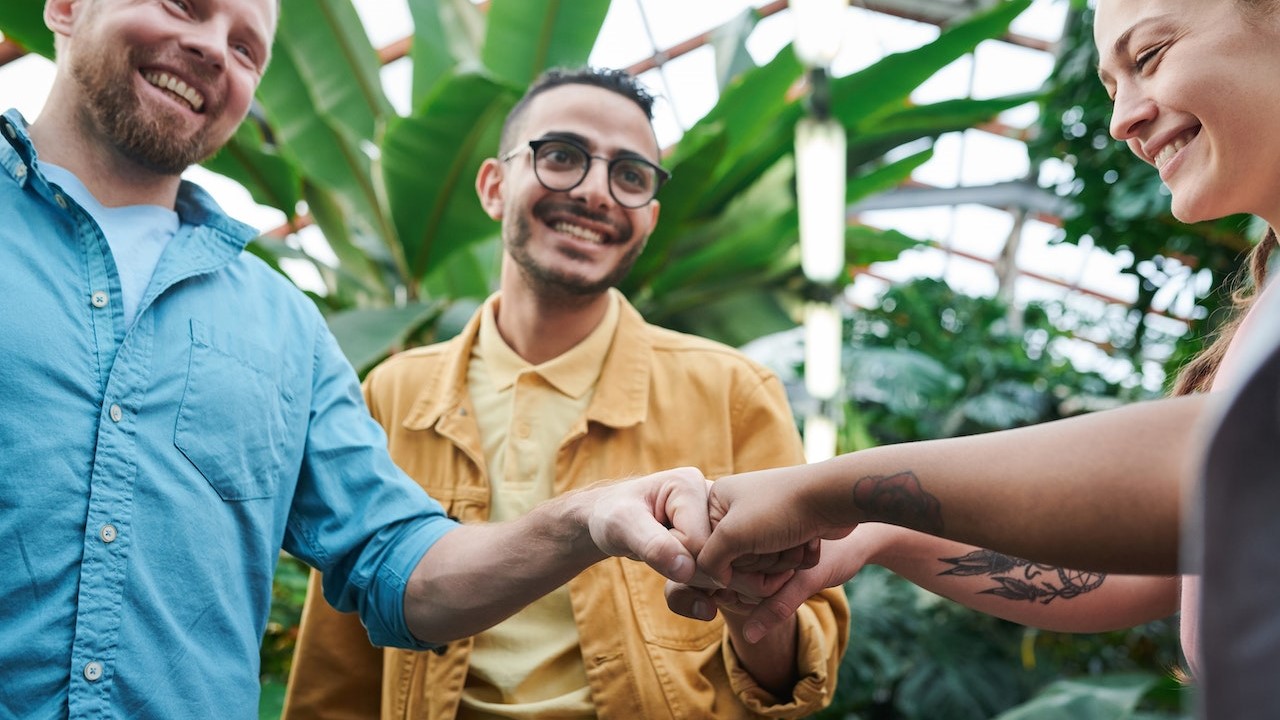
xmin=0 ymin=4 xmax=729 ymax=717
xmin=284 ymin=67 xmax=849 ymax=720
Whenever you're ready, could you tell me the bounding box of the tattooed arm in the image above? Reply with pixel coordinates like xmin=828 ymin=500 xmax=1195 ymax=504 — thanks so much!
xmin=697 ymin=393 xmax=1206 ymax=605
xmin=833 ymin=524 xmax=1179 ymax=632
xmin=679 ymin=521 xmax=1178 ymax=641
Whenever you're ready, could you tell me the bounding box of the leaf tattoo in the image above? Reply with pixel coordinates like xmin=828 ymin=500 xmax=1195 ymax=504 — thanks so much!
xmin=940 ymin=549 xmax=1106 ymax=603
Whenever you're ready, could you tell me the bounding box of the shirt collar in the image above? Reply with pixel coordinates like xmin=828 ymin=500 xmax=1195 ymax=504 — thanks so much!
xmin=477 ymin=290 xmax=621 ymax=399
xmin=0 ymin=108 xmax=257 ymax=247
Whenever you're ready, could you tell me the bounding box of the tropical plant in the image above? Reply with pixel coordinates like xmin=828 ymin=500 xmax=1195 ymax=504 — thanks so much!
xmin=3 ymin=0 xmax=1042 ymax=367
xmin=0 ymin=1 xmax=1060 ymax=716
xmin=840 ymin=277 xmax=1158 ymax=448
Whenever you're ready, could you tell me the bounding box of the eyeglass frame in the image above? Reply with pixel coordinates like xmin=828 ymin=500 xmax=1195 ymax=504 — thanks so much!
xmin=499 ymin=136 xmax=671 ymax=209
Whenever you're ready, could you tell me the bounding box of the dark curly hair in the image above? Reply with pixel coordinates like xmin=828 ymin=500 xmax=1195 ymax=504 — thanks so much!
xmin=499 ymin=67 xmax=657 ymax=155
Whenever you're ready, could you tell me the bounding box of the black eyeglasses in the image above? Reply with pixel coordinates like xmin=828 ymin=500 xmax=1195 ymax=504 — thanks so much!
xmin=500 ymin=137 xmax=670 ymax=208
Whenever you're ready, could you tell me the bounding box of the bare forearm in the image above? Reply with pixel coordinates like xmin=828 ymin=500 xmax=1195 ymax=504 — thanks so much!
xmin=724 ymin=613 xmax=798 ymax=698
xmin=805 ymin=394 xmax=1206 ymax=573
xmin=403 ymin=490 xmax=602 ymax=643
xmin=863 ymin=525 xmax=1179 ymax=632
xmin=403 ymin=469 xmax=708 ymax=644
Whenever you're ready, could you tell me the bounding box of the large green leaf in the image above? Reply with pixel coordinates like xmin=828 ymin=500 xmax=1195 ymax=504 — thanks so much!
xmin=846 ymin=147 xmax=934 ymax=205
xmin=421 ymin=235 xmax=503 ymax=301
xmin=408 ymin=0 xmax=486 ymax=106
xmin=0 ymin=0 xmax=52 ymax=59
xmin=482 ymin=0 xmax=610 ymax=88
xmin=381 ymin=72 xmax=516 ymax=283
xmin=845 ymin=94 xmax=1040 ymax=170
xmin=857 ymin=92 xmax=1043 ymax=136
xmin=256 ymin=34 xmax=400 ymax=278
xmin=302 ymin=180 xmax=388 ymax=301
xmin=647 ymin=156 xmax=797 ymax=297
xmin=631 ymin=128 xmax=729 ymax=284
xmin=831 ymin=0 xmax=1033 ymax=127
xmin=276 ymin=0 xmax=391 ymax=143
xmin=326 ymin=301 xmax=445 ymax=375
xmin=846 ymin=225 xmax=923 ymax=267
xmin=204 ymin=118 xmax=302 ymax=215
xmin=669 ymin=48 xmax=824 ymax=219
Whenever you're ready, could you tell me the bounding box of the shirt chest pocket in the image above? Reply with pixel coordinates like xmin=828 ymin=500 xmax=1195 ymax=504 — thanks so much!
xmin=174 ymin=320 xmax=291 ymax=501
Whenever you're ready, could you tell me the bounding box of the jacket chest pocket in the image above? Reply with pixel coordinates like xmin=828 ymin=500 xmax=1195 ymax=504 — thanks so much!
xmin=620 ymin=558 xmax=724 ymax=650
xmin=174 ymin=320 xmax=290 ymax=501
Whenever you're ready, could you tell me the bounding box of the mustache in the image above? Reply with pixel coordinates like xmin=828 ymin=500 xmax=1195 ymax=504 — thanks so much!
xmin=129 ymin=47 xmax=223 ymax=111
xmin=533 ymin=199 xmax=629 ymax=240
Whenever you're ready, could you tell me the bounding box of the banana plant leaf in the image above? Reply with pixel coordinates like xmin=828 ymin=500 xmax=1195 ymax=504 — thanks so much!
xmin=254 ymin=33 xmax=399 ymax=275
xmin=203 ymin=118 xmax=302 ymax=217
xmin=832 ymin=0 xmax=1033 ymax=127
xmin=481 ymin=0 xmax=611 ymax=89
xmin=0 ymin=0 xmax=52 ymax=58
xmin=408 ymin=0 xmax=486 ymax=105
xmin=381 ymin=71 xmax=515 ymax=283
xmin=326 ymin=300 xmax=445 ymax=375
xmin=275 ymin=0 xmax=392 ymax=143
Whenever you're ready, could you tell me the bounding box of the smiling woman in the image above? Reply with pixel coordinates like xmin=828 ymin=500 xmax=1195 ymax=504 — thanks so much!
xmin=686 ymin=1 xmax=1280 ymax=716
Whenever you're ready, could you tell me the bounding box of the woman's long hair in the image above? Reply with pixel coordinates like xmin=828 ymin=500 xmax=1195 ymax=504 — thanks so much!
xmin=1171 ymin=228 xmax=1279 ymax=396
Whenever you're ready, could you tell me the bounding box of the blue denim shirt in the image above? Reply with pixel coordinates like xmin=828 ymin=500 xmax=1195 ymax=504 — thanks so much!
xmin=0 ymin=110 xmax=457 ymax=718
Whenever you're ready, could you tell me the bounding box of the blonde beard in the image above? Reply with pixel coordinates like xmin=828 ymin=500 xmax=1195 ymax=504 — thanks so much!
xmin=69 ymin=34 xmax=226 ymax=175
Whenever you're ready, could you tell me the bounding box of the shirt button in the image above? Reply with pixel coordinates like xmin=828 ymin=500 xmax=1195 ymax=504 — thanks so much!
xmin=515 ymin=422 xmax=531 ymax=439
xmin=2 ymin=122 xmax=14 ymax=139
xmin=91 ymin=290 xmax=109 ymax=308
xmin=14 ymin=163 xmax=26 ymax=179
xmin=109 ymin=404 xmax=123 ymax=423
xmin=100 ymin=524 xmax=118 ymax=543
xmin=83 ymin=661 xmax=103 ymax=682
xmin=55 ymin=194 xmax=68 ymax=209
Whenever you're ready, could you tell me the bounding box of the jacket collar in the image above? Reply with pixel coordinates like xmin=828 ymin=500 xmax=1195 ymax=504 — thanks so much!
xmin=402 ymin=289 xmax=653 ymax=432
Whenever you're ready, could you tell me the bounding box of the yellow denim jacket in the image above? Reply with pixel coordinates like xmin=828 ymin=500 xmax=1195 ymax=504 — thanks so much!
xmin=282 ymin=295 xmax=850 ymax=719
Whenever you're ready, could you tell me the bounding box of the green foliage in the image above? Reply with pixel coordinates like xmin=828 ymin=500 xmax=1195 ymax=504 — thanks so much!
xmin=791 ymin=278 xmax=1181 ymax=719
xmin=838 ymin=278 xmax=1155 ymax=450
xmin=0 ymin=3 xmax=1068 ymax=716
xmin=0 ymin=0 xmax=1034 ymax=368
xmin=259 ymin=553 xmax=310 ymax=708
xmin=811 ymin=568 xmax=1185 ymax=719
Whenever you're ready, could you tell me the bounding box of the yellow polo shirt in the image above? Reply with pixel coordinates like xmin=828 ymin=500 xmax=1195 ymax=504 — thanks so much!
xmin=459 ymin=292 xmax=620 ymax=719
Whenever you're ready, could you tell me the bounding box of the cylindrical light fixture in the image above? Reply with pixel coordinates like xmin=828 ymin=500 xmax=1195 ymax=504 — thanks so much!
xmin=804 ymin=301 xmax=842 ymax=401
xmin=804 ymin=412 xmax=838 ymax=464
xmin=795 ymin=116 xmax=847 ymax=283
xmin=794 ymin=0 xmax=849 ymax=463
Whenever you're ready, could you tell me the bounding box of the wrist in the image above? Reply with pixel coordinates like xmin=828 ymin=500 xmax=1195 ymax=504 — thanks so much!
xmin=800 ymin=457 xmax=860 ymax=531
xmin=538 ymin=486 xmax=610 ymax=566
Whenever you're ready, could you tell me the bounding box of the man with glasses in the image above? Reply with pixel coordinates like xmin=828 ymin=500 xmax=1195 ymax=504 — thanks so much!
xmin=283 ymin=67 xmax=848 ymax=719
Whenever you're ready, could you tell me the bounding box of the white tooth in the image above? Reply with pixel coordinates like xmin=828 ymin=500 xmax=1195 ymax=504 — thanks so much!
xmin=1155 ymin=136 xmax=1189 ymax=170
xmin=143 ymin=71 xmax=203 ymax=111
xmin=555 ymin=222 xmax=603 ymax=244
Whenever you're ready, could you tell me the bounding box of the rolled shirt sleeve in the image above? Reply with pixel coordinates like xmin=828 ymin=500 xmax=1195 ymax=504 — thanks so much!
xmin=282 ymin=322 xmax=458 ymax=650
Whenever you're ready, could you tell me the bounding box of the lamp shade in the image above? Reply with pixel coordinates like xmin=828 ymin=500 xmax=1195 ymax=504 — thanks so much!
xmin=804 ymin=413 xmax=838 ymax=463
xmin=804 ymin=301 xmax=842 ymax=401
xmin=796 ymin=116 xmax=847 ymax=283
